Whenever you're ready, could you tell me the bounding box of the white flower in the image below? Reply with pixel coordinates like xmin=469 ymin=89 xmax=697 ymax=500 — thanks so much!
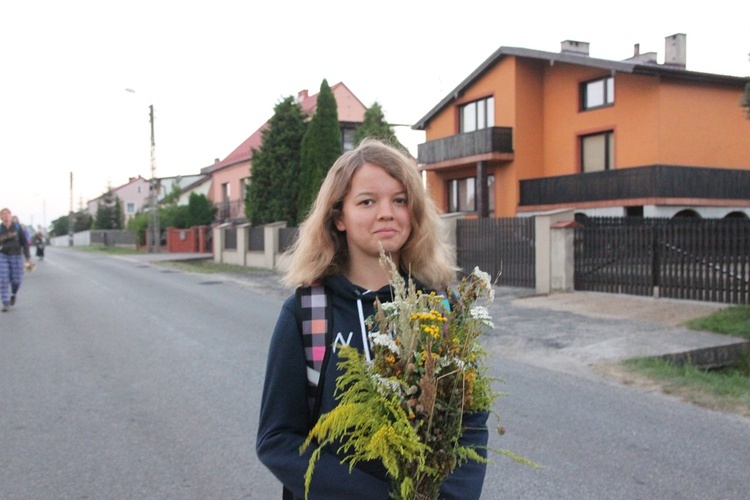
xmin=470 ymin=305 xmax=494 ymax=329
xmin=471 ymin=267 xmax=495 ymax=303
xmin=370 ymin=331 xmax=399 ymax=353
xmin=370 ymin=373 xmax=403 ymax=397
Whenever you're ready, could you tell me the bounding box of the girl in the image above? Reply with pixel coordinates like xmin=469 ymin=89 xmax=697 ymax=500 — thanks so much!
xmin=256 ymin=139 xmax=489 ymax=499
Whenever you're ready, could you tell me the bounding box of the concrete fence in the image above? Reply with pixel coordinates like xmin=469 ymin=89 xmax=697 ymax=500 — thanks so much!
xmin=212 ymin=211 xmax=582 ymax=294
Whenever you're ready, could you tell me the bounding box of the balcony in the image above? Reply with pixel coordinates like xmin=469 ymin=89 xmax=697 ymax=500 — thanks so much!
xmin=216 ymin=199 xmax=245 ymax=223
xmin=417 ymin=127 xmax=513 ymax=166
xmin=519 ymin=165 xmax=750 ymax=206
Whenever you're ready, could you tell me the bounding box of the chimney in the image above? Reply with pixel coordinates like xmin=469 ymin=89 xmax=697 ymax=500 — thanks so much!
xmin=297 ymin=89 xmax=309 ymax=102
xmin=560 ymin=40 xmax=590 ymax=56
xmin=624 ymin=42 xmax=658 ymax=64
xmin=664 ymin=33 xmax=686 ymax=69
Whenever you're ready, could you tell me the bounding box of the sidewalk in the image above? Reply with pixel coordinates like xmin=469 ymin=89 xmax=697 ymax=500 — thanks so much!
xmin=485 ymin=288 xmax=748 ymax=375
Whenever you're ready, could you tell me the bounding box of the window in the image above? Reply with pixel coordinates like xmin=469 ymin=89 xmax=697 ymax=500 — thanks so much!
xmin=221 ymin=182 xmax=230 ymax=201
xmin=342 ymin=128 xmax=356 ymax=151
xmin=581 ymin=76 xmax=614 ymax=110
xmin=581 ymin=131 xmax=614 ymax=172
xmin=447 ymin=175 xmax=495 ymax=213
xmin=459 ymin=97 xmax=494 ymax=133
xmin=126 ymin=202 xmax=135 ymax=214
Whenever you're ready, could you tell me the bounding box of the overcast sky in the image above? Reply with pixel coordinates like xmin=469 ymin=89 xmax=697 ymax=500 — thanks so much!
xmin=1 ymin=0 xmax=748 ymax=229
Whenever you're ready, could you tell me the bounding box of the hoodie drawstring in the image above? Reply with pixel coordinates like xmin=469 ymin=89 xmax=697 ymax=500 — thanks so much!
xmin=356 ymin=295 xmax=372 ymax=362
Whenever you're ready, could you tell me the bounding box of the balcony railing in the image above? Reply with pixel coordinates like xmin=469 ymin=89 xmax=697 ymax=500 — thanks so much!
xmin=519 ymin=165 xmax=750 ymax=206
xmin=417 ymin=127 xmax=513 ymax=165
xmin=216 ymin=199 xmax=245 ymax=223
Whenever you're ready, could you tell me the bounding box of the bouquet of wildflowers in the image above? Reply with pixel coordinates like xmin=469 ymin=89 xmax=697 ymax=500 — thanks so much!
xmin=301 ymin=252 xmax=526 ymax=499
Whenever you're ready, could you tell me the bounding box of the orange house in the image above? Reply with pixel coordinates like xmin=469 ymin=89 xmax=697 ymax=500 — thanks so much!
xmin=414 ymin=34 xmax=750 ymax=219
xmin=207 ymin=82 xmax=366 ymax=223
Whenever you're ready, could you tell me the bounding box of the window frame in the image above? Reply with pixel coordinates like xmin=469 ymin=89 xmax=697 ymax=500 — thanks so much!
xmin=459 ymin=96 xmax=495 ymax=133
xmin=446 ymin=175 xmax=495 ymax=214
xmin=580 ymin=130 xmax=614 ymax=172
xmin=580 ymin=75 xmax=614 ymax=111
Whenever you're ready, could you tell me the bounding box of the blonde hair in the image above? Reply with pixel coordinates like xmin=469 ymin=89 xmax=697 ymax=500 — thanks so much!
xmin=281 ymin=139 xmax=457 ymax=289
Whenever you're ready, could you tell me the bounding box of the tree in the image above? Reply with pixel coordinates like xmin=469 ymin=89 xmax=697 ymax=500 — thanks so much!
xmin=50 ymin=210 xmax=92 ymax=237
xmin=354 ymin=101 xmax=397 ymax=146
xmin=297 ymin=79 xmax=342 ymax=224
xmin=245 ymin=96 xmax=307 ymax=225
xmin=162 ymin=179 xmax=182 ymax=206
xmin=94 ymin=189 xmax=124 ymax=229
xmin=186 ymin=192 xmax=217 ymax=227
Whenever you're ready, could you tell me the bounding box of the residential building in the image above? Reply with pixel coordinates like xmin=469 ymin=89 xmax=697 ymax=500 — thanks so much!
xmin=158 ymin=173 xmax=212 ymax=205
xmin=414 ymin=34 xmax=750 ymax=219
xmin=87 ymin=176 xmax=150 ymax=222
xmin=207 ymin=82 xmax=367 ymax=223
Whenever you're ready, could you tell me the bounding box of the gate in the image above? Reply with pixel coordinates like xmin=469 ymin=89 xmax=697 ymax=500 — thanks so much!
xmin=456 ymin=218 xmax=535 ymax=288
xmin=575 ymin=218 xmax=750 ymax=304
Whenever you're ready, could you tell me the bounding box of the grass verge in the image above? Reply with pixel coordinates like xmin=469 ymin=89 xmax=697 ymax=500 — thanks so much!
xmin=160 ymin=258 xmax=276 ymax=276
xmin=601 ymin=305 xmax=750 ymax=417
xmin=73 ymin=245 xmax=145 ymax=255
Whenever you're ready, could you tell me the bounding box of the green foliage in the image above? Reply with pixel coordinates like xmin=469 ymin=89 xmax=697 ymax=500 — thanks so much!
xmin=159 ymin=204 xmax=190 ymax=229
xmin=686 ymin=305 xmax=750 ymax=340
xmin=354 ymin=101 xmax=398 ymax=147
xmin=127 ymin=212 xmax=149 ymax=246
xmin=297 ymin=79 xmax=342 ymax=224
xmin=162 ymin=179 xmax=182 ymax=206
xmin=301 ymin=346 xmax=431 ymax=499
xmin=50 ymin=210 xmax=93 ymax=236
xmin=186 ymin=192 xmax=217 ymax=227
xmin=246 ymin=96 xmax=307 ymax=225
xmin=621 ymin=355 xmax=750 ymax=416
xmin=94 ymin=190 xmax=125 ymax=229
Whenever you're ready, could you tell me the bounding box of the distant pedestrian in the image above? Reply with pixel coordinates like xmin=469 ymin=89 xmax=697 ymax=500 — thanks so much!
xmin=0 ymin=208 xmax=32 ymax=312
xmin=33 ymin=229 xmax=45 ymax=261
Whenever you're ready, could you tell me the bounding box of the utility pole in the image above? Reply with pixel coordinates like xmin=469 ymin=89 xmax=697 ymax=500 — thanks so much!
xmin=149 ymin=104 xmax=160 ymax=253
xmin=68 ymin=171 xmax=74 ymax=247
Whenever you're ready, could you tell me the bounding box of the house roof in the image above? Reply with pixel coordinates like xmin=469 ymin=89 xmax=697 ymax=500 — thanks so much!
xmin=413 ymin=45 xmax=750 ymax=130
xmin=87 ymin=175 xmax=148 ymax=204
xmin=208 ymin=81 xmax=366 ymax=174
xmin=158 ymin=174 xmax=210 ymax=201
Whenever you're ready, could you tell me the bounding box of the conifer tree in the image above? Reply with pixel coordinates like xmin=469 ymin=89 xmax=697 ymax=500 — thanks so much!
xmin=355 ymin=101 xmax=410 ymax=155
xmin=94 ymin=189 xmax=124 ymax=229
xmin=354 ymin=101 xmax=397 ymax=146
xmin=187 ymin=192 xmax=217 ymax=227
xmin=245 ymin=96 xmax=307 ymax=225
xmin=297 ymin=79 xmax=342 ymax=223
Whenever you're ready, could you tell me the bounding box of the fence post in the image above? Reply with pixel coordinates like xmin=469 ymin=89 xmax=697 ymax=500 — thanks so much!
xmin=214 ymin=223 xmax=229 ymax=263
xmin=260 ymin=221 xmax=286 ymax=269
xmin=237 ymin=223 xmax=250 ymax=267
xmin=550 ymin=220 xmax=582 ymax=292
xmin=534 ymin=210 xmax=576 ymax=295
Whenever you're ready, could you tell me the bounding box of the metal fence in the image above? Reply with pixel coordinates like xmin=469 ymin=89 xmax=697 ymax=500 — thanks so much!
xmin=574 ymin=217 xmax=750 ymax=304
xmin=455 ymin=218 xmax=535 ymax=288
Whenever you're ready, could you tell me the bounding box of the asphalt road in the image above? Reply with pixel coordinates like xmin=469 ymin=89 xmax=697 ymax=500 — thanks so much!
xmin=1 ymin=247 xmax=748 ymax=499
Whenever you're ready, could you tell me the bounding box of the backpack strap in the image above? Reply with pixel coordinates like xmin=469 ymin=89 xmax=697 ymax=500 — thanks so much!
xmin=295 ymin=283 xmax=333 ymax=426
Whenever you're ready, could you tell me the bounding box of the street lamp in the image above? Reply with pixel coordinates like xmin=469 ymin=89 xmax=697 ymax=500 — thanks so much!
xmin=126 ymin=89 xmax=160 ymax=253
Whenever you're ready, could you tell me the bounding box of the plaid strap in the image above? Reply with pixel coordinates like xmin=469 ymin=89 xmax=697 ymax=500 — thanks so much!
xmin=295 ymin=284 xmax=332 ymax=422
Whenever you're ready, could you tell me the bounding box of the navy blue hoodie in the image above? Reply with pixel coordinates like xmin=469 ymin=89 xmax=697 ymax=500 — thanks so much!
xmin=257 ymin=273 xmax=489 ymax=499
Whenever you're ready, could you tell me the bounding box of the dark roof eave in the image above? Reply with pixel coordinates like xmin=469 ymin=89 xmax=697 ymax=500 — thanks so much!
xmin=412 ymin=46 xmax=750 ymax=130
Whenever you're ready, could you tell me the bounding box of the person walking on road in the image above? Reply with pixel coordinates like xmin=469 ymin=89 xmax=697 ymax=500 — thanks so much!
xmin=0 ymin=208 xmax=32 ymax=312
